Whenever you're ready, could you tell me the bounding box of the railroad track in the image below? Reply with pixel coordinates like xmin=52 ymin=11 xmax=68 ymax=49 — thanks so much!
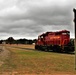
xmin=5 ymin=45 xmax=75 ymax=55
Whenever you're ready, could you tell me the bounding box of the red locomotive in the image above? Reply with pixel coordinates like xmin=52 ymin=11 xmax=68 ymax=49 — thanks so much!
xmin=35 ymin=30 xmax=74 ymax=52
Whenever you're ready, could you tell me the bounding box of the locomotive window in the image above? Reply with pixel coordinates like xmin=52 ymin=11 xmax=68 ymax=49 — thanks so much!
xmin=38 ymin=36 xmax=43 ymax=40
xmin=67 ymin=32 xmax=70 ymax=35
xmin=62 ymin=32 xmax=70 ymax=35
xmin=41 ymin=36 xmax=43 ymax=38
xmin=62 ymin=33 xmax=67 ymax=35
xmin=38 ymin=36 xmax=40 ymax=39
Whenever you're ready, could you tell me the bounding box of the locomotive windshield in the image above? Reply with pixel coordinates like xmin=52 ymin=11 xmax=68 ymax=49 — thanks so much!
xmin=38 ymin=36 xmax=43 ymax=40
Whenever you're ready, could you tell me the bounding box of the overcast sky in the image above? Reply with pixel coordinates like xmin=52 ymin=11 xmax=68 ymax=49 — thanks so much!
xmin=0 ymin=0 xmax=76 ymax=40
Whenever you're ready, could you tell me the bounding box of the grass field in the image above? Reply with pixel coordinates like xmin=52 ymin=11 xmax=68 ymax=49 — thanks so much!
xmin=0 ymin=44 xmax=76 ymax=75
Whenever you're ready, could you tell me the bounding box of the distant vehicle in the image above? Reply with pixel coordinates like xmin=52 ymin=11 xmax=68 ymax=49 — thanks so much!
xmin=35 ymin=30 xmax=74 ymax=52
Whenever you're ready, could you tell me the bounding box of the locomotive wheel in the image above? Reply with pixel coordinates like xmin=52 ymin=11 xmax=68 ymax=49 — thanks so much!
xmin=52 ymin=46 xmax=57 ymax=52
xmin=53 ymin=48 xmax=56 ymax=52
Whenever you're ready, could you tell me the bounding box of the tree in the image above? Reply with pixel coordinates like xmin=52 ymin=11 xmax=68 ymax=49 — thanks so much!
xmin=6 ymin=37 xmax=15 ymax=44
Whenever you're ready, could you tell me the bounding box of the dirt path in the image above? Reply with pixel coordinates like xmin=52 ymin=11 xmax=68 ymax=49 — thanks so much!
xmin=0 ymin=45 xmax=10 ymax=66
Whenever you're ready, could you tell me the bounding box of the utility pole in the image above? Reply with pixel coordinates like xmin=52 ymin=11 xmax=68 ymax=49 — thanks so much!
xmin=73 ymin=8 xmax=76 ymax=70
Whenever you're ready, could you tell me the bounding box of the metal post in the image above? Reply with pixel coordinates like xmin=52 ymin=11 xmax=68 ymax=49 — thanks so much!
xmin=73 ymin=8 xmax=76 ymax=70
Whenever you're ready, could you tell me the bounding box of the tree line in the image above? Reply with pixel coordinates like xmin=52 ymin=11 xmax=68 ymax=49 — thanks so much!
xmin=0 ymin=37 xmax=37 ymax=44
xmin=0 ymin=37 xmax=74 ymax=45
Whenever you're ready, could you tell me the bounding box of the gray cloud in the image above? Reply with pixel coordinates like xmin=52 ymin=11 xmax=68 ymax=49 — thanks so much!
xmin=0 ymin=0 xmax=76 ymax=39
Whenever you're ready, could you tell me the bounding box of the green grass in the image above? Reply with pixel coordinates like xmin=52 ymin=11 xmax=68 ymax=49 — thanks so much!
xmin=0 ymin=45 xmax=76 ymax=74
